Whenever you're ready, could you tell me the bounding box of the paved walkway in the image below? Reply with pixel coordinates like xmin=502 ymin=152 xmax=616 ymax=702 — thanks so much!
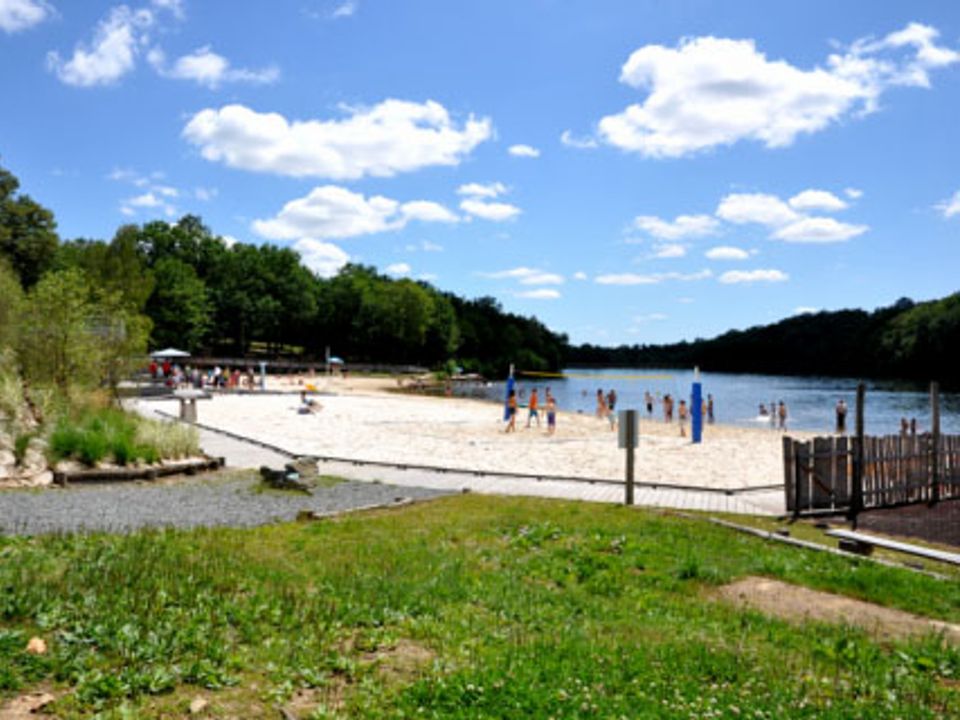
xmin=135 ymin=402 xmax=786 ymax=517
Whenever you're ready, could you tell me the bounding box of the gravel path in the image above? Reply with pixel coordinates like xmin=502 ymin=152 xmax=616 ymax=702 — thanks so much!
xmin=0 ymin=474 xmax=450 ymax=536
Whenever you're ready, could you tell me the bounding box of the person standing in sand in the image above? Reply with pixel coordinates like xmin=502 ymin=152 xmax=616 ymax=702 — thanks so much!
xmin=778 ymin=401 xmax=788 ymax=431
xmin=707 ymin=394 xmax=715 ymax=424
xmin=678 ymin=399 xmax=688 ymax=437
xmin=596 ymin=389 xmax=607 ymax=420
xmin=527 ymin=388 xmax=540 ymax=428
xmin=835 ymin=398 xmax=848 ymax=434
xmin=505 ymin=389 xmax=518 ymax=433
xmin=546 ymin=394 xmax=557 ymax=435
xmin=645 ymin=391 xmax=654 ymax=417
xmin=606 ymin=389 xmax=617 ymax=431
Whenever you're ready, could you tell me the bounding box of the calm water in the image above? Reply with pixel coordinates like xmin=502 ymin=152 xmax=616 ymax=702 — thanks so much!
xmin=464 ymin=368 xmax=960 ymax=435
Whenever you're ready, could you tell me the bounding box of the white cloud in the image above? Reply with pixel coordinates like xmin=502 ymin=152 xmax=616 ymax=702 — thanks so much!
xmin=0 ymin=0 xmax=51 ymax=33
xmin=560 ymin=130 xmax=598 ymax=149
xmin=573 ymin=271 xmax=588 ymax=281
xmin=788 ymin=189 xmax=847 ymax=212
xmin=150 ymin=46 xmax=279 ymax=88
xmin=221 ymin=234 xmax=239 ymax=249
xmin=794 ymin=306 xmax=819 ymax=315
xmin=47 ymin=6 xmax=154 ymax=86
xmin=651 ymin=243 xmax=686 ymax=259
xmin=718 ymin=269 xmax=789 ymax=284
xmin=844 ymin=187 xmax=863 ymax=199
xmin=332 ymin=0 xmax=357 ymax=18
xmin=508 ymin=144 xmax=540 ymax=158
xmin=150 ymin=0 xmax=184 ymax=19
xmin=937 ymin=190 xmax=960 ymax=218
xmin=457 ymin=182 xmax=507 ymax=198
xmin=183 ymin=100 xmax=492 ymax=180
xmin=716 ymin=193 xmax=799 ymax=226
xmin=194 ymin=187 xmax=217 ymax=202
xmin=482 ymin=267 xmax=563 ymax=285
xmin=121 ymin=191 xmax=176 ymax=217
xmin=772 ymin=217 xmax=868 ymax=242
xmin=633 ymin=213 xmax=719 ymax=239
xmin=705 ymin=246 xmax=750 ymax=260
xmin=459 ymin=198 xmax=521 ymax=222
xmin=400 ymin=201 xmax=459 ymax=223
xmin=252 ymin=185 xmax=458 ymax=241
xmin=385 ymin=262 xmax=411 ymax=275
xmin=293 ymin=238 xmax=349 ymax=278
xmin=421 ymin=240 xmax=443 ymax=252
xmin=595 ymin=269 xmax=712 ymax=285
xmin=516 ymin=289 xmax=560 ymax=300
xmin=596 ymin=23 xmax=960 ymax=157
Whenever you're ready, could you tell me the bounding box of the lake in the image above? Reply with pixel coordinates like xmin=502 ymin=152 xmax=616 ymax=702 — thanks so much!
xmin=465 ymin=368 xmax=960 ymax=435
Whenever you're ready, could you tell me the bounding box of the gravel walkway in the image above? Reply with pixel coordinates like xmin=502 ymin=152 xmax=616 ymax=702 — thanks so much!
xmin=0 ymin=474 xmax=450 ymax=536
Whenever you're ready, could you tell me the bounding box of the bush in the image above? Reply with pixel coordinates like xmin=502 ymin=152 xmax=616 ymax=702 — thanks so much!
xmin=48 ymin=408 xmax=198 ymax=467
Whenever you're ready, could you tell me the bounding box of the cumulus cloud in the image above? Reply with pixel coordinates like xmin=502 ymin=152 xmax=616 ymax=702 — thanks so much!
xmin=516 ymin=289 xmax=561 ymax=300
xmin=482 ymin=267 xmax=564 ymax=285
xmin=0 ymin=0 xmax=52 ymax=33
xmin=573 ymin=271 xmax=588 ymax=281
xmin=293 ymin=238 xmax=349 ymax=278
xmin=331 ymin=0 xmax=357 ymax=18
xmin=772 ymin=217 xmax=868 ymax=243
xmin=457 ymin=182 xmax=507 ymax=198
xmin=47 ymin=5 xmax=153 ymax=86
xmin=845 ymin=187 xmax=864 ymax=199
xmin=183 ymin=100 xmax=492 ymax=180
xmin=595 ymin=23 xmax=960 ymax=157
xmin=459 ymin=198 xmax=521 ymax=222
xmin=705 ymin=246 xmax=749 ymax=260
xmin=385 ymin=262 xmax=411 ymax=275
xmin=794 ymin=306 xmax=819 ymax=315
xmin=252 ymin=185 xmax=458 ymax=240
xmin=121 ymin=191 xmax=177 ymax=217
xmin=633 ymin=213 xmax=719 ymax=240
xmin=788 ymin=189 xmax=847 ymax=212
xmin=111 ymin=168 xmax=180 ymax=217
xmin=560 ymin=130 xmax=598 ymax=149
xmin=650 ymin=243 xmax=686 ymax=259
xmin=149 ymin=46 xmax=279 ymax=88
xmin=595 ymin=269 xmax=712 ymax=285
xmin=937 ymin=190 xmax=960 ymax=218
xmin=718 ymin=269 xmax=788 ymax=284
xmin=508 ymin=144 xmax=540 ymax=158
xmin=716 ymin=193 xmax=800 ymax=226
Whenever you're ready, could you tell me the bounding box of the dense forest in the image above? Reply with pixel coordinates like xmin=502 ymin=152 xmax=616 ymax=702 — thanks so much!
xmin=3 ymin=161 xmax=958 ymax=385
xmin=568 ymin=295 xmax=960 ymax=386
xmin=1 ymin=162 xmax=566 ymax=378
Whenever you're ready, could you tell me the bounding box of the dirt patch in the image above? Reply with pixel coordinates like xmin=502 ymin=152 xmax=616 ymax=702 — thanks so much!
xmin=0 ymin=691 xmax=56 ymax=719
xmin=361 ymin=639 xmax=435 ymax=683
xmin=717 ymin=576 xmax=960 ymax=644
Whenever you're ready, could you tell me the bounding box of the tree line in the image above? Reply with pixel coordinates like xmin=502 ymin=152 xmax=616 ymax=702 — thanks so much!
xmin=567 ymin=295 xmax=960 ymax=387
xmin=1 ymin=162 xmax=566 ymax=380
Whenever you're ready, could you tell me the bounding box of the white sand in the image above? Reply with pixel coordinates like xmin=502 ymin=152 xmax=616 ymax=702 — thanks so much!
xmin=145 ymin=375 xmax=807 ymax=491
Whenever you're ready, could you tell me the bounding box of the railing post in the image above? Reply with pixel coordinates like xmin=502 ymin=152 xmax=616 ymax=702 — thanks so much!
xmin=931 ymin=381 xmax=941 ymax=505
xmin=849 ymin=383 xmax=865 ymax=527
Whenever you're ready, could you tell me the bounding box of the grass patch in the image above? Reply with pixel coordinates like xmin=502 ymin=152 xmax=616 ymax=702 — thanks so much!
xmin=1 ymin=496 xmax=960 ymax=717
xmin=48 ymin=408 xmax=197 ymax=467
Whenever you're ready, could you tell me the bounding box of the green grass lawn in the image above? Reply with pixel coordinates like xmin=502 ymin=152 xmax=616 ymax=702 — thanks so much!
xmin=2 ymin=495 xmax=960 ymax=718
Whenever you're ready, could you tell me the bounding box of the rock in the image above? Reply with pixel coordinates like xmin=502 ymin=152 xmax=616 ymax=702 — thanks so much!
xmin=0 ymin=450 xmax=15 ymax=467
xmin=189 ymin=696 xmax=208 ymax=714
xmin=0 ymin=464 xmax=12 ymax=480
xmin=0 ymin=691 xmax=55 ymax=718
xmin=26 ymin=636 xmax=47 ymax=654
xmin=22 ymin=471 xmax=53 ymax=487
xmin=21 ymin=447 xmax=48 ymax=474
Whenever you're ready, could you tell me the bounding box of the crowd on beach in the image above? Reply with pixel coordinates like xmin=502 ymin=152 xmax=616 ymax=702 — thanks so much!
xmin=149 ymin=360 xmax=258 ymax=391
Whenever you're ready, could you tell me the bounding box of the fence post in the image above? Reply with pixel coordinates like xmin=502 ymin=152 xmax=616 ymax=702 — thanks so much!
xmin=849 ymin=383 xmax=865 ymax=527
xmin=931 ymin=381 xmax=941 ymax=505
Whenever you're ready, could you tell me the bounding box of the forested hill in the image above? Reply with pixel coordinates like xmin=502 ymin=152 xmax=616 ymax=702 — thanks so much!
xmin=568 ymin=294 xmax=960 ymax=386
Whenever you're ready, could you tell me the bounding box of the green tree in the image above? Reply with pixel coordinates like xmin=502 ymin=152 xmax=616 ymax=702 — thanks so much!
xmin=146 ymin=257 xmax=212 ymax=352
xmin=0 ymin=163 xmax=59 ymax=287
xmin=18 ymin=269 xmax=97 ymax=395
xmin=0 ymin=259 xmax=24 ymax=351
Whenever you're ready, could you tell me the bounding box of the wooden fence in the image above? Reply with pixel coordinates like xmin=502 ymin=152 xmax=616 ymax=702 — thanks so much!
xmin=784 ymin=434 xmax=960 ymax=515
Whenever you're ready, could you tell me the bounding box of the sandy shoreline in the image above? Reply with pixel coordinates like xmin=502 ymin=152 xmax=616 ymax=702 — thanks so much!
xmin=143 ymin=374 xmax=809 ymax=491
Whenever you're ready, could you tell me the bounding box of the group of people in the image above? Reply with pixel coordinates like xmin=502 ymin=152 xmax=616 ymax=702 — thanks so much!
xmin=641 ymin=390 xmax=715 ymax=436
xmin=148 ymin=360 xmax=257 ymax=391
xmin=758 ymin=400 xmax=789 ymax=431
xmin=505 ymin=387 xmax=557 ymax=434
xmin=595 ymin=388 xmax=618 ymax=430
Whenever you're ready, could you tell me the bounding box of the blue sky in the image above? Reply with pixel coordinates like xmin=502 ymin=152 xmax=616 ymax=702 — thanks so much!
xmin=2 ymin=0 xmax=959 ymax=346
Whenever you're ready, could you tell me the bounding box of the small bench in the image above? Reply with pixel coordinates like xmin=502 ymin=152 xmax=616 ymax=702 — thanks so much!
xmin=826 ymin=529 xmax=960 ymax=566
xmin=172 ymin=389 xmax=212 ymax=422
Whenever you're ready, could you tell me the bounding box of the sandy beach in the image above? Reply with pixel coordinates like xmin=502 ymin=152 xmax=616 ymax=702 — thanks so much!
xmin=142 ymin=375 xmax=809 ymax=491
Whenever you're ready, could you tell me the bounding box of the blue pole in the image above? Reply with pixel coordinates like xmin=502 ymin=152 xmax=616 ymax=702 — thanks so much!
xmin=691 ymin=367 xmax=703 ymax=444
xmin=504 ymin=364 xmax=515 ymax=421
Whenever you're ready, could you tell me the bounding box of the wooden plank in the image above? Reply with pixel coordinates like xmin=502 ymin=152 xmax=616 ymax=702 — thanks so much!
xmin=795 ymin=441 xmax=812 ymax=512
xmin=834 ymin=436 xmax=850 ymax=506
xmin=783 ymin=436 xmax=796 ymax=512
xmin=812 ymin=436 xmax=834 ymax=509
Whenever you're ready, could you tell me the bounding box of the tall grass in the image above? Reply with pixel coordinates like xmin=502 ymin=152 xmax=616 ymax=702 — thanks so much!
xmin=48 ymin=409 xmax=199 ymax=466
